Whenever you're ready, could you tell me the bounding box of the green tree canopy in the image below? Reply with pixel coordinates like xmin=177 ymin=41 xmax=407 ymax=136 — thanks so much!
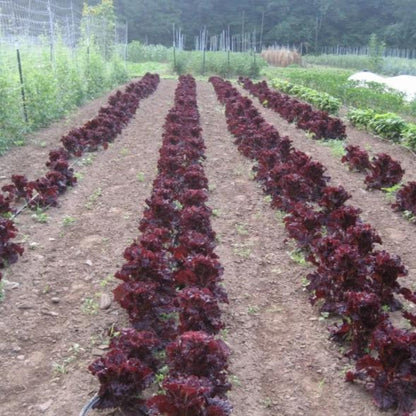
xmin=113 ymin=0 xmax=416 ymax=50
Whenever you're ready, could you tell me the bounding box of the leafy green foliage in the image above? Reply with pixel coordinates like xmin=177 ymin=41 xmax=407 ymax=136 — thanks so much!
xmin=368 ymin=113 xmax=406 ymax=142
xmin=116 ymin=0 xmax=416 ymax=51
xmin=263 ymin=66 xmax=413 ymax=117
xmin=368 ymin=33 xmax=385 ymax=73
xmin=348 ymin=108 xmax=415 ymax=146
xmin=127 ymin=41 xmax=171 ymax=63
xmin=0 ymin=40 xmax=129 ymax=155
xmin=174 ymin=51 xmax=266 ymax=78
xmin=402 ymin=124 xmax=416 ymax=150
xmin=347 ymin=108 xmax=377 ymax=128
xmin=272 ymin=79 xmax=342 ymax=114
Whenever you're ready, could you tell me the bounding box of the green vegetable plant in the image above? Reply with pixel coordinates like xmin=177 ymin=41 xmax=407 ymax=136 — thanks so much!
xmin=272 ymin=79 xmax=342 ymax=114
xmin=368 ymin=113 xmax=406 ymax=142
xmin=347 ymin=108 xmax=376 ymax=128
xmin=403 ymin=124 xmax=416 ymax=150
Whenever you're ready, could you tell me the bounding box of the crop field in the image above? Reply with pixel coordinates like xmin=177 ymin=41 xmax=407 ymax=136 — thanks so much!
xmin=2 ymin=72 xmax=416 ymax=416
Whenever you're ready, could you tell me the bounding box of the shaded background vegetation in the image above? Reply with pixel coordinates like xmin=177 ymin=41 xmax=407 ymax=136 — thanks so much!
xmin=105 ymin=0 xmax=416 ymax=51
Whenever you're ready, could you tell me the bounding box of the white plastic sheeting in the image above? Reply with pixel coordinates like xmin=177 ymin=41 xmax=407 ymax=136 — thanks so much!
xmin=348 ymin=71 xmax=416 ymax=101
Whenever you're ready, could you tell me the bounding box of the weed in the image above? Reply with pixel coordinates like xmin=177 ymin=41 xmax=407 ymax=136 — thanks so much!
xmin=62 ymin=216 xmax=76 ymax=226
xmin=1 ymin=211 xmax=12 ymax=219
xmin=100 ymin=274 xmax=114 ymax=288
xmin=215 ymin=233 xmax=222 ymax=244
xmin=289 ymin=248 xmax=308 ymax=266
xmin=265 ymin=305 xmax=283 ymax=313
xmin=28 ymin=241 xmax=39 ymax=250
xmin=52 ymin=344 xmax=83 ymax=377
xmin=31 ymin=208 xmax=49 ymax=223
xmin=212 ymin=208 xmax=221 ymax=217
xmin=68 ymin=343 xmax=84 ymax=355
xmin=275 ymin=210 xmax=287 ymax=221
xmin=219 ymin=328 xmax=229 ymax=340
xmin=52 ymin=361 xmax=68 ymax=375
xmin=321 ymin=140 xmax=346 ymax=157
xmin=319 ymin=311 xmax=330 ymax=321
xmin=43 ymin=284 xmax=51 ymax=294
xmin=233 ymin=167 xmax=244 ymax=176
xmin=208 ymin=183 xmax=217 ymax=192
xmin=173 ymin=200 xmax=184 ymax=210
xmin=340 ymin=364 xmax=355 ymax=377
xmin=154 ymin=349 xmax=167 ymax=362
xmin=235 ymin=223 xmax=249 ymax=235
xmin=263 ymin=195 xmax=272 ymax=204
xmin=119 ymin=147 xmax=129 ymax=156
xmin=381 ymin=183 xmax=402 ymax=202
xmin=81 ymin=155 xmax=95 ymax=166
xmin=81 ymin=296 xmax=99 ymax=314
xmin=0 ymin=281 xmax=5 ymax=302
xmin=254 ymin=211 xmax=262 ymax=220
xmin=229 ymin=374 xmax=241 ymax=386
xmin=108 ymin=323 xmax=120 ymax=339
xmin=74 ymin=172 xmax=84 ymax=180
xmin=305 ymin=131 xmax=316 ymax=140
xmin=261 ymin=397 xmax=273 ymax=408
xmin=159 ymin=311 xmax=179 ymax=323
xmin=136 ymin=171 xmax=145 ymax=182
xmin=247 ymin=305 xmax=260 ymax=315
xmin=85 ymin=187 xmax=102 ymax=209
xmin=155 ymin=365 xmax=169 ymax=389
xmin=403 ymin=210 xmax=416 ymax=223
xmin=382 ymin=304 xmax=391 ymax=313
xmin=232 ymin=243 xmax=252 ymax=258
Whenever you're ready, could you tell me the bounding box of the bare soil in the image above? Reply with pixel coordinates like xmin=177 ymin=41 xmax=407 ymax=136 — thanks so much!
xmin=1 ymin=78 xmax=415 ymax=415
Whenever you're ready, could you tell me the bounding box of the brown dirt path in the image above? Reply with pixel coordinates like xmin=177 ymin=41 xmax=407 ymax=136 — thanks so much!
xmin=0 ymin=79 xmax=177 ymax=416
xmin=0 ymin=78 xmax=402 ymax=416
xmin=198 ymin=81 xmax=390 ymax=416
xmin=237 ymin=85 xmax=416 ymax=288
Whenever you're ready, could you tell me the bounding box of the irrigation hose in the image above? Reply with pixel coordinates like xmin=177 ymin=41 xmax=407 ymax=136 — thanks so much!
xmin=79 ymin=395 xmax=149 ymax=416
xmin=10 ymin=158 xmax=82 ymax=221
xmin=79 ymin=394 xmax=100 ymax=416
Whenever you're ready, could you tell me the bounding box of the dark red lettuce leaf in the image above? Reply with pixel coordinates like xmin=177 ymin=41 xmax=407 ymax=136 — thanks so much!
xmin=365 ymin=153 xmax=405 ymax=190
xmin=341 ymin=145 xmax=371 ymax=172
xmin=89 ymin=349 xmax=153 ymax=410
xmin=350 ymin=322 xmax=416 ymax=412
xmin=177 ymin=287 xmax=224 ymax=334
xmin=109 ymin=329 xmax=162 ymax=370
xmin=147 ymin=375 xmax=213 ymax=416
xmin=0 ymin=218 xmax=24 ymax=270
xmin=394 ymin=181 xmax=416 ymax=217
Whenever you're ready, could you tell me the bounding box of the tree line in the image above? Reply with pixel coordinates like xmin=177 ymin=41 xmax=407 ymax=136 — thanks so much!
xmin=112 ymin=0 xmax=416 ymax=51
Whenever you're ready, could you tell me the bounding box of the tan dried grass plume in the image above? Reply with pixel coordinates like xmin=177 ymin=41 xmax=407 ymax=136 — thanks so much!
xmin=261 ymin=47 xmax=302 ymax=67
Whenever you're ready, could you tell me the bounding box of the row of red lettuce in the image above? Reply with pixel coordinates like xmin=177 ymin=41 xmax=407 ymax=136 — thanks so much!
xmin=210 ymin=76 xmax=416 ymax=415
xmin=0 ymin=74 xmax=160 ymax=281
xmin=88 ymin=75 xmax=231 ymax=416
xmin=241 ymin=77 xmax=416 ymax=224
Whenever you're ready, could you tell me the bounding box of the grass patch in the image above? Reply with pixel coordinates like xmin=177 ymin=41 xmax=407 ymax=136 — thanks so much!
xmin=127 ymin=61 xmax=170 ymax=77
xmin=320 ymin=139 xmax=346 ymax=157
